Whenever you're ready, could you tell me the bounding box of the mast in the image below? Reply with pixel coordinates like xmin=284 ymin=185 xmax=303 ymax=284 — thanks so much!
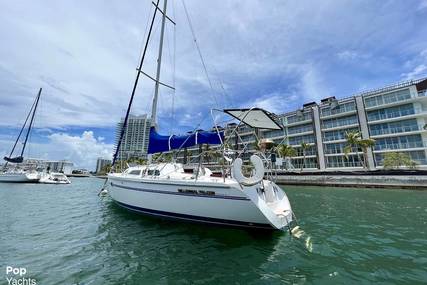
xmin=150 ymin=0 xmax=168 ymax=127
xmin=111 ymin=0 xmax=161 ymax=167
xmin=21 ymin=88 xmax=42 ymax=157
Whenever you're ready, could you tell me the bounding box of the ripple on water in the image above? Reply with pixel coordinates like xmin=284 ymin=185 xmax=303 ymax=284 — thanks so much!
xmin=1 ymin=180 xmax=427 ymax=284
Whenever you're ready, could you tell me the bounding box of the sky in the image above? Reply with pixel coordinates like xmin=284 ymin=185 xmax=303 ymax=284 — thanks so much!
xmin=0 ymin=0 xmax=427 ymax=170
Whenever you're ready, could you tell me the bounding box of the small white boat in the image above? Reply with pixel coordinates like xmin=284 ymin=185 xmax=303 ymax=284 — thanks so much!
xmin=39 ymin=172 xmax=71 ymax=184
xmin=0 ymin=170 xmax=40 ymax=183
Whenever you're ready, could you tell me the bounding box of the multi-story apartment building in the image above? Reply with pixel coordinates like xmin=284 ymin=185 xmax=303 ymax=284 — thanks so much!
xmin=169 ymin=78 xmax=427 ymax=171
xmin=114 ymin=114 xmax=152 ymax=161
xmin=267 ymin=78 xmax=427 ymax=170
xmin=20 ymin=159 xmax=74 ymax=175
xmin=96 ymin=157 xmax=111 ymax=173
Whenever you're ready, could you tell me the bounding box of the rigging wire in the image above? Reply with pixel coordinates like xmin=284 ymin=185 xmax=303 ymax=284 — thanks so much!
xmin=6 ymin=92 xmax=38 ymax=161
xmin=111 ymin=0 xmax=161 ymax=168
xmin=180 ymin=0 xmax=220 ymax=109
xmin=138 ymin=4 xmax=154 ymax=63
xmin=164 ymin=12 xmax=175 ymax=135
xmin=211 ymin=65 xmax=234 ymax=108
xmin=164 ymin=0 xmax=177 ymax=135
xmin=172 ymin=0 xmax=176 ymax=135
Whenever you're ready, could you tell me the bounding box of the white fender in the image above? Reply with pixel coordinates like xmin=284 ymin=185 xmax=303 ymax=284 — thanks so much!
xmin=232 ymin=155 xmax=265 ymax=186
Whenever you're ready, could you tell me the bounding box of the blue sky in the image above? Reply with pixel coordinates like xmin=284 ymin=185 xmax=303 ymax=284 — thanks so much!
xmin=1 ymin=0 xmax=427 ymax=169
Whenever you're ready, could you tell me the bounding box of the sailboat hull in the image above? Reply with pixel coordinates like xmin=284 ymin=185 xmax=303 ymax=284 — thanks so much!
xmin=107 ymin=175 xmax=292 ymax=230
xmin=0 ymin=172 xmax=40 ymax=183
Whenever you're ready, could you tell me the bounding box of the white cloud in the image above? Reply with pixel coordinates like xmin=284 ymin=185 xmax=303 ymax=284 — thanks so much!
xmin=299 ymin=65 xmax=332 ymax=103
xmin=401 ymin=64 xmax=427 ymax=80
xmin=0 ymin=0 xmax=426 ymax=134
xmin=337 ymin=50 xmax=359 ymax=61
xmin=0 ymin=131 xmax=113 ymax=170
xmin=418 ymin=0 xmax=427 ymax=10
xmin=47 ymin=131 xmax=113 ymax=170
xmin=250 ymin=92 xmax=298 ymax=114
xmin=401 ymin=49 xmax=427 ymax=80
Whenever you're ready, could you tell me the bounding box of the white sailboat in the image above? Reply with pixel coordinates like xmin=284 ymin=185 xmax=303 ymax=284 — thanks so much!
xmin=0 ymin=88 xmax=42 ymax=183
xmin=106 ymin=0 xmax=296 ymax=231
xmin=0 ymin=170 xmax=40 ymax=183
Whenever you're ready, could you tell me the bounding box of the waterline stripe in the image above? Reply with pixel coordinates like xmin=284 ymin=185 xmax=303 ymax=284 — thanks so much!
xmin=111 ymin=182 xmax=250 ymax=201
xmin=115 ymin=201 xmax=274 ymax=230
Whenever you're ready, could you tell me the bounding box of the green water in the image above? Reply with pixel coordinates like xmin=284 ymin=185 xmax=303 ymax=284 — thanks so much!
xmin=1 ymin=178 xmax=426 ymax=284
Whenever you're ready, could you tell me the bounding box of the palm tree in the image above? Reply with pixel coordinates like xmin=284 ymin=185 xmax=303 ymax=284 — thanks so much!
xmin=344 ymin=131 xmax=363 ymax=167
xmin=344 ymin=131 xmax=375 ymax=169
xmin=300 ymin=142 xmax=310 ymax=172
xmin=277 ymin=144 xmax=296 ymax=170
xmin=358 ymin=138 xmax=376 ymax=170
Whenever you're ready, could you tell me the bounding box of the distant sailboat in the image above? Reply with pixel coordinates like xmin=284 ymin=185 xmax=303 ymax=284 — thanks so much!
xmin=0 ymin=88 xmax=42 ymax=183
xmin=105 ymin=0 xmax=296 ymax=231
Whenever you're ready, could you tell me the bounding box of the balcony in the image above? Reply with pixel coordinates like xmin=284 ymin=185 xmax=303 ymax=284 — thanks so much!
xmin=374 ymin=141 xmax=424 ymax=151
xmin=320 ymin=102 xmax=357 ymax=118
xmin=322 ymin=123 xmax=359 ymax=131
xmin=262 ymin=130 xmax=285 ymax=139
xmin=321 ymin=114 xmax=359 ymax=130
xmin=326 ymin=161 xmax=363 ymax=168
xmin=287 ymin=131 xmax=313 ymax=138
xmin=367 ymin=109 xmax=415 ymax=122
xmin=289 ymin=141 xmax=316 ymax=147
xmin=365 ymin=90 xmax=427 ymax=111
xmin=376 ymin=158 xmax=427 ymax=166
xmin=287 ymin=125 xmax=313 ymax=135
xmin=324 ymin=146 xmax=361 ymax=154
xmin=370 ymin=125 xmax=422 ymax=136
xmin=322 ymin=126 xmax=360 ymax=142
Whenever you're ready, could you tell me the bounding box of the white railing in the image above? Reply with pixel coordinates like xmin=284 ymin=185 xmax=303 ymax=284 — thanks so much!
xmin=370 ymin=125 xmax=420 ymax=136
xmin=368 ymin=109 xmax=415 ymax=121
xmin=374 ymin=141 xmax=424 ymax=150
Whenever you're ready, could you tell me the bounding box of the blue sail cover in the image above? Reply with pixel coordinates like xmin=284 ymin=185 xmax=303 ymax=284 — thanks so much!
xmin=147 ymin=127 xmax=224 ymax=154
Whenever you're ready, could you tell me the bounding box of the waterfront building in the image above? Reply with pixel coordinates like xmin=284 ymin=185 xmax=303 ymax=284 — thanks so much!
xmin=264 ymin=78 xmax=427 ymax=170
xmin=168 ymin=78 xmax=427 ymax=171
xmin=96 ymin=158 xmax=111 ymax=173
xmin=114 ymin=114 xmax=152 ymax=161
xmin=23 ymin=159 xmax=74 ymax=174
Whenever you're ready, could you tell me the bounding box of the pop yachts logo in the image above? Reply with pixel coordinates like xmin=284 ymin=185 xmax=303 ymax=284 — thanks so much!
xmin=5 ymin=266 xmax=36 ymax=285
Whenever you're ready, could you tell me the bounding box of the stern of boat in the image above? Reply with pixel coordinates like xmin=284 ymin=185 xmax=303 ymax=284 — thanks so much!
xmin=241 ymin=180 xmax=296 ymax=231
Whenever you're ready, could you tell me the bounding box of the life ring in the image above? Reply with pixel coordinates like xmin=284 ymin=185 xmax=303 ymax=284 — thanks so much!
xmin=232 ymin=155 xmax=264 ymax=186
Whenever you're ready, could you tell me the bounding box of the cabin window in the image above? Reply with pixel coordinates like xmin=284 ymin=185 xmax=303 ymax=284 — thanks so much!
xmin=128 ymin=170 xmax=141 ymax=175
xmin=147 ymin=170 xmax=160 ymax=176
